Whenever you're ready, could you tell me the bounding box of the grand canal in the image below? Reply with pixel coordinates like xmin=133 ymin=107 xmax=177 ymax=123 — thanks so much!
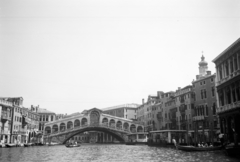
xmin=0 ymin=144 xmax=239 ymax=162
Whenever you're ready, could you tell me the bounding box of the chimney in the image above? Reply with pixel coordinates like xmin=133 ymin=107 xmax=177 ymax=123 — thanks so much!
xmin=178 ymin=87 xmax=181 ymax=90
xmin=196 ymin=75 xmax=199 ymax=80
xmin=142 ymin=99 xmax=144 ymax=104
xmin=207 ymin=71 xmax=211 ymax=75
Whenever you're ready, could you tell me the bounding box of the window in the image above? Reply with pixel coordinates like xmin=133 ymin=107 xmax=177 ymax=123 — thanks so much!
xmin=51 ymin=115 xmax=53 ymax=121
xmin=201 ymin=90 xmax=203 ymax=99
xmin=203 ymin=81 xmax=205 ymax=84
xmin=219 ymin=67 xmax=223 ymax=79
xmin=234 ymin=56 xmax=238 ymax=71
xmin=212 ymin=87 xmax=215 ymax=97
xmin=211 ymin=78 xmax=214 ymax=82
xmin=20 ymin=117 xmax=21 ymax=123
xmin=204 ymin=89 xmax=207 ymax=98
xmin=206 ymin=105 xmax=208 ymax=116
xmin=226 ymin=61 xmax=229 ymax=76
xmin=213 ymin=103 xmax=216 ymax=115
xmin=200 ymin=82 xmax=202 ymax=85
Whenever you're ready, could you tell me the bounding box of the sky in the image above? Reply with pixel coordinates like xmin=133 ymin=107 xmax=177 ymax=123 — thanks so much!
xmin=1 ymin=0 xmax=240 ymax=114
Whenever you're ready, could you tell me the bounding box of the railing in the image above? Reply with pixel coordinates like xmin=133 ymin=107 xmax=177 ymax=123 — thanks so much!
xmin=217 ymin=101 xmax=240 ymax=113
xmin=193 ymin=115 xmax=204 ymax=121
xmin=0 ymin=99 xmax=13 ymax=107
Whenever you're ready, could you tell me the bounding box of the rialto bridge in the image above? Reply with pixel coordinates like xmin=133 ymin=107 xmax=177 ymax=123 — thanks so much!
xmin=43 ymin=108 xmax=145 ymax=144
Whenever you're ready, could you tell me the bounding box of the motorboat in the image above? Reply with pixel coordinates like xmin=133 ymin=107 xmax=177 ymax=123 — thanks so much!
xmin=65 ymin=144 xmax=81 ymax=148
xmin=173 ymin=139 xmax=222 ymax=151
xmin=176 ymin=144 xmax=222 ymax=151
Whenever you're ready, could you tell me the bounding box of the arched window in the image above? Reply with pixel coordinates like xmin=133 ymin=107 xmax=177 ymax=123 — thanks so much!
xmin=74 ymin=119 xmax=80 ymax=127
xmin=123 ymin=123 xmax=129 ymax=131
xmin=102 ymin=118 xmax=108 ymax=126
xmin=52 ymin=124 xmax=58 ymax=132
xmin=81 ymin=118 xmax=88 ymax=126
xmin=90 ymin=110 xmax=100 ymax=125
xmin=45 ymin=126 xmax=51 ymax=134
xmin=116 ymin=121 xmax=122 ymax=129
xmin=137 ymin=126 xmax=143 ymax=132
xmin=109 ymin=119 xmax=115 ymax=128
xmin=130 ymin=124 xmax=136 ymax=133
xmin=60 ymin=123 xmax=66 ymax=131
xmin=67 ymin=121 xmax=73 ymax=129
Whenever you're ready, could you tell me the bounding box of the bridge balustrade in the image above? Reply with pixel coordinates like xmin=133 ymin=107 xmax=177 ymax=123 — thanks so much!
xmin=45 ymin=122 xmax=143 ymax=137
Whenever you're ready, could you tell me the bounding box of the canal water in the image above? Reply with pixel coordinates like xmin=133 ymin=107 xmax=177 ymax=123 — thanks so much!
xmin=0 ymin=144 xmax=239 ymax=162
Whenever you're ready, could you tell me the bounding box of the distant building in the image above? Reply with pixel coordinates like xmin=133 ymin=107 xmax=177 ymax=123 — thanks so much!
xmin=37 ymin=107 xmax=56 ymax=133
xmin=192 ymin=55 xmax=219 ymax=143
xmin=212 ymin=38 xmax=240 ymax=144
xmin=102 ymin=103 xmax=139 ymax=120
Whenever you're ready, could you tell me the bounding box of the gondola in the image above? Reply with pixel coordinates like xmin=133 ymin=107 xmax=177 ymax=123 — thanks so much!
xmin=6 ymin=143 xmax=16 ymax=147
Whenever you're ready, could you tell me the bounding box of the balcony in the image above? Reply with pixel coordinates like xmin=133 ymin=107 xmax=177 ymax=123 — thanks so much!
xmin=193 ymin=115 xmax=205 ymax=121
xmin=217 ymin=101 xmax=240 ymax=114
xmin=0 ymin=99 xmax=13 ymax=107
xmin=216 ymin=69 xmax=240 ymax=87
xmin=0 ymin=129 xmax=10 ymax=135
xmin=1 ymin=111 xmax=11 ymax=122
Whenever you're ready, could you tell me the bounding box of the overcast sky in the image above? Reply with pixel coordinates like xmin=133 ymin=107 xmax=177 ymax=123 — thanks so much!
xmin=1 ymin=0 xmax=240 ymax=114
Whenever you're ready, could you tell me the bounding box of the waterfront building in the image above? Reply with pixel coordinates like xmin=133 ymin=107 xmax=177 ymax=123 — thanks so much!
xmin=0 ymin=98 xmax=13 ymax=144
xmin=22 ymin=107 xmax=40 ymax=143
xmin=159 ymin=91 xmax=175 ymax=130
xmin=137 ymin=96 xmax=158 ymax=131
xmin=192 ymin=55 xmax=219 ymax=143
xmin=164 ymin=93 xmax=177 ymax=130
xmin=174 ymin=86 xmax=195 ymax=144
xmin=102 ymin=103 xmax=139 ymax=120
xmin=6 ymin=97 xmax=24 ymax=144
xmin=212 ymin=38 xmax=240 ymax=144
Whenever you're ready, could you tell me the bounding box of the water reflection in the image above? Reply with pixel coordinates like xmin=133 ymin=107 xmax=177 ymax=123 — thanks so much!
xmin=0 ymin=144 xmax=239 ymax=162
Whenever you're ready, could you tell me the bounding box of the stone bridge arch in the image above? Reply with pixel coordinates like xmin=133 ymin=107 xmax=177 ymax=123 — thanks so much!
xmin=62 ymin=127 xmax=127 ymax=144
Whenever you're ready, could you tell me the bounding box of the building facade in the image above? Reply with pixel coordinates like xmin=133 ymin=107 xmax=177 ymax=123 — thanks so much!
xmin=192 ymin=56 xmax=219 ymax=143
xmin=213 ymin=38 xmax=240 ymax=145
xmin=0 ymin=98 xmax=13 ymax=144
xmin=102 ymin=103 xmax=139 ymax=120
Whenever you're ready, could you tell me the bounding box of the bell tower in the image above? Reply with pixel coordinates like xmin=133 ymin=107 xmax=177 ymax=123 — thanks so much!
xmin=198 ymin=54 xmax=208 ymax=76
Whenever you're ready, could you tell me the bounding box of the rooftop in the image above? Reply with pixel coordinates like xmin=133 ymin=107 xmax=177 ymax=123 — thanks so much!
xmin=37 ymin=108 xmax=55 ymax=114
xmin=101 ymin=103 xmax=140 ymax=111
xmin=212 ymin=37 xmax=240 ymax=63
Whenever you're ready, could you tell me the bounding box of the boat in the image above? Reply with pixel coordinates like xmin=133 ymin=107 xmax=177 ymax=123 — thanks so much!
xmin=125 ymin=142 xmax=136 ymax=145
xmin=173 ymin=140 xmax=222 ymax=151
xmin=225 ymin=143 xmax=240 ymax=156
xmin=65 ymin=144 xmax=81 ymax=148
xmin=6 ymin=143 xmax=16 ymax=147
xmin=24 ymin=143 xmax=33 ymax=147
xmin=176 ymin=144 xmax=222 ymax=151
